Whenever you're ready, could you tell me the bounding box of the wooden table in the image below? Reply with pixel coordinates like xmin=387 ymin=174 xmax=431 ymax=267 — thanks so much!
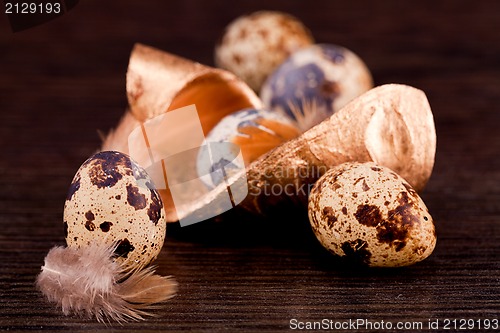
xmin=1 ymin=1 xmax=499 ymax=331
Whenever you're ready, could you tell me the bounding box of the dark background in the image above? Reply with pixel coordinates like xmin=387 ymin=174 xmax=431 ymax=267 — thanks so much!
xmin=1 ymin=0 xmax=499 ymax=331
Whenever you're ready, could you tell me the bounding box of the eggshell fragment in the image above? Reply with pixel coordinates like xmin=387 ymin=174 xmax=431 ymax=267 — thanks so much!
xmin=308 ymin=162 xmax=436 ymax=267
xmin=215 ymin=11 xmax=314 ymax=91
xmin=64 ymin=151 xmax=166 ymax=269
xmin=197 ymin=108 xmax=300 ymax=188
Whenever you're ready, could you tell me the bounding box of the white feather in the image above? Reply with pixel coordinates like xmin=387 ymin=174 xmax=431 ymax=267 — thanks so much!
xmin=36 ymin=244 xmax=177 ymax=323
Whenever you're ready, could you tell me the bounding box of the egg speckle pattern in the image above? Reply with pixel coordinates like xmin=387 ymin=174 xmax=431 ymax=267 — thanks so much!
xmin=64 ymin=151 xmax=166 ymax=268
xmin=215 ymin=11 xmax=314 ymax=91
xmin=308 ymin=162 xmax=436 ymax=267
xmin=197 ymin=108 xmax=300 ymax=188
xmin=261 ymin=44 xmax=373 ymax=131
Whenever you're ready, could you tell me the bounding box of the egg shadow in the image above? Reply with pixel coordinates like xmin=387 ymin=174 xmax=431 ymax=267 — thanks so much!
xmin=166 ymin=203 xmax=438 ymax=280
xmin=167 ymin=204 xmax=320 ymax=250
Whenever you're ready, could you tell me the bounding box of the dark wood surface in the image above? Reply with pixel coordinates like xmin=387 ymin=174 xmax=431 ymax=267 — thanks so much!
xmin=1 ymin=1 xmax=499 ymax=331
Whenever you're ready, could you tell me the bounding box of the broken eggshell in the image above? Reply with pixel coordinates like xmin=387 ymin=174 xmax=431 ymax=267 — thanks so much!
xmin=172 ymin=84 xmax=436 ymax=224
xmin=126 ymin=44 xmax=262 ymax=129
xmin=215 ymin=11 xmax=314 ymax=92
xmin=64 ymin=151 xmax=166 ymax=269
xmin=104 ymin=44 xmax=263 ymax=222
xmin=260 ymin=44 xmax=373 ymax=131
xmin=196 ymin=108 xmax=300 ymax=188
xmin=308 ymin=162 xmax=436 ymax=267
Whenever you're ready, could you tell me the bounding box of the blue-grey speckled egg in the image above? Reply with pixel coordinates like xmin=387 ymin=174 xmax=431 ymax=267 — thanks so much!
xmin=197 ymin=108 xmax=300 ymax=188
xmin=260 ymin=44 xmax=373 ymax=131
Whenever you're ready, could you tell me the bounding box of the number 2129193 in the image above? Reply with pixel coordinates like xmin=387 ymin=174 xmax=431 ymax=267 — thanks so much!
xmin=5 ymin=2 xmax=61 ymax=14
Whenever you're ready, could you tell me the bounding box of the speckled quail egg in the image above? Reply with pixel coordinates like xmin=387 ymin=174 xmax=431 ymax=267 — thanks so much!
xmin=260 ymin=44 xmax=373 ymax=131
xmin=197 ymin=108 xmax=300 ymax=188
xmin=308 ymin=162 xmax=436 ymax=267
xmin=64 ymin=151 xmax=166 ymax=269
xmin=215 ymin=11 xmax=314 ymax=91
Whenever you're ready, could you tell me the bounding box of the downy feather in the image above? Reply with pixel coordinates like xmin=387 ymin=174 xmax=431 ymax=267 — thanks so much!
xmin=36 ymin=244 xmax=177 ymax=323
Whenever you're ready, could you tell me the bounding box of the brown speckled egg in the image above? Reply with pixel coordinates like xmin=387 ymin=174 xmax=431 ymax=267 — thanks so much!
xmin=215 ymin=11 xmax=314 ymax=91
xmin=308 ymin=162 xmax=436 ymax=267
xmin=64 ymin=151 xmax=166 ymax=269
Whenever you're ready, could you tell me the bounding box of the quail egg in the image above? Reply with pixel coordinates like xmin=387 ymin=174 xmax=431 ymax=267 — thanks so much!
xmin=64 ymin=151 xmax=166 ymax=268
xmin=197 ymin=108 xmax=300 ymax=188
xmin=215 ymin=10 xmax=314 ymax=91
xmin=261 ymin=44 xmax=373 ymax=131
xmin=308 ymin=162 xmax=436 ymax=267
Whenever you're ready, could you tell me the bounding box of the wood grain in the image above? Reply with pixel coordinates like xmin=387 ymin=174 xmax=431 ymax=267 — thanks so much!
xmin=1 ymin=0 xmax=499 ymax=331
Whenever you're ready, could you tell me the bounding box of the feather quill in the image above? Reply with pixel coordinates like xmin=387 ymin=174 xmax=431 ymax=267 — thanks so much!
xmin=36 ymin=244 xmax=177 ymax=323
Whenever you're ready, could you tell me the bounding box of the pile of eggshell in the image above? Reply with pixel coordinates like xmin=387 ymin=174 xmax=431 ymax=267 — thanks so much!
xmin=211 ymin=11 xmax=436 ymax=267
xmin=64 ymin=11 xmax=436 ymax=269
